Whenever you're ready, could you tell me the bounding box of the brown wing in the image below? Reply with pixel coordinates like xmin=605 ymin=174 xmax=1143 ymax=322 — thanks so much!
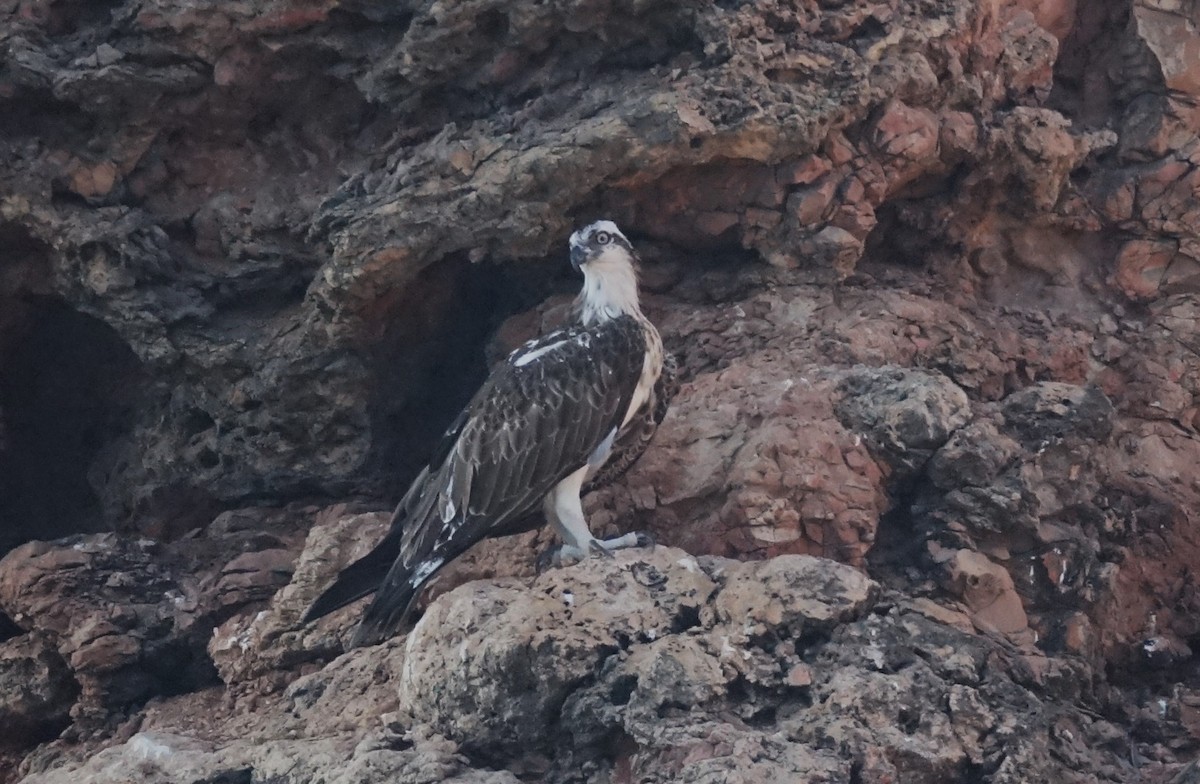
xmin=348 ymin=315 xmax=648 ymax=646
xmin=583 ymin=350 xmax=677 ymax=493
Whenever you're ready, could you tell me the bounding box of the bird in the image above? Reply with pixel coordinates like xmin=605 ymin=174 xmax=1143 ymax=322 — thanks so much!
xmin=303 ymin=220 xmax=677 ymax=647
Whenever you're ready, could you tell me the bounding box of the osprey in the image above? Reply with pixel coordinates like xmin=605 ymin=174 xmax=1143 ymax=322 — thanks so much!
xmin=304 ymin=221 xmax=676 ymax=647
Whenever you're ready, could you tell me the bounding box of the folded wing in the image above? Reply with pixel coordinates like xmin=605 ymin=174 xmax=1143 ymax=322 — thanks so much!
xmin=336 ymin=316 xmax=648 ymax=646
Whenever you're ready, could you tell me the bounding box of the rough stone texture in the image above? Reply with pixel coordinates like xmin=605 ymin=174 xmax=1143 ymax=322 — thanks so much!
xmin=706 ymin=554 xmax=878 ymax=636
xmin=2 ymin=0 xmax=1200 ymax=781
xmin=5 ymin=548 xmax=1144 ymax=784
xmin=399 ymin=548 xmax=719 ymax=758
xmin=0 ymin=0 xmax=1155 ymax=538
xmin=208 ymin=508 xmax=391 ymax=683
xmin=0 ymin=635 xmax=78 ymax=747
xmin=835 ymin=366 xmax=972 ymax=478
xmin=0 ymin=505 xmax=315 ymax=726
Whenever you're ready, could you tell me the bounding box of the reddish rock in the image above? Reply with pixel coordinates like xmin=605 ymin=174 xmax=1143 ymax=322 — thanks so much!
xmin=942 ymin=549 xmax=1030 ymax=636
xmin=2 ymin=0 xmax=1200 ymax=780
xmin=775 ymin=156 xmax=832 ymax=187
xmin=0 ymin=635 xmax=78 ymax=748
xmin=1112 ymin=239 xmax=1178 ymax=300
xmin=1017 ymin=0 xmax=1078 ymax=42
xmin=869 ymin=100 xmax=941 ymax=192
xmin=707 ymin=555 xmax=878 ymax=635
xmin=939 ymin=111 xmax=979 ymax=160
xmin=1133 ymin=3 xmax=1200 ymax=101
xmin=66 ymin=161 xmax=119 ymax=199
xmin=788 ymin=177 xmax=838 ymax=226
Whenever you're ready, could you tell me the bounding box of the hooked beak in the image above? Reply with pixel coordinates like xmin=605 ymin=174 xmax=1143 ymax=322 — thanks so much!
xmin=570 ymin=243 xmax=587 ymax=271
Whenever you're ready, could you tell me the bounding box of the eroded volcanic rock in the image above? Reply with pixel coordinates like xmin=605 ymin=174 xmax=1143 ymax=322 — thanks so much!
xmin=3 ymin=0 xmax=1200 ymax=780
xmin=10 ymin=548 xmax=1138 ymax=784
xmin=0 ymin=0 xmax=1159 ymax=539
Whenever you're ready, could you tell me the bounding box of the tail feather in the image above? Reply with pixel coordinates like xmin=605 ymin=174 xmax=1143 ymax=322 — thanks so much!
xmin=347 ymin=580 xmax=424 ymax=648
xmin=301 ymin=541 xmax=398 ymax=623
xmin=347 ymin=542 xmax=465 ymax=648
xmin=304 ymin=470 xmax=455 ymax=644
xmin=301 ymin=508 xmax=407 ymax=624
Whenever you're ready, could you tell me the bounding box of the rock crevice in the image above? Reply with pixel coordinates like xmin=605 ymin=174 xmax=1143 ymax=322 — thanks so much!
xmin=3 ymin=0 xmax=1200 ymax=779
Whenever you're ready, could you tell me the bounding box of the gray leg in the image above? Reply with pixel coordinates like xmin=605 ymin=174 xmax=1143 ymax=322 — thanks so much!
xmin=595 ymin=531 xmax=655 ymax=551
xmin=534 ymin=492 xmax=583 ymax=572
xmin=536 ymin=469 xmax=655 ymax=571
xmin=545 ymin=466 xmax=598 ymax=564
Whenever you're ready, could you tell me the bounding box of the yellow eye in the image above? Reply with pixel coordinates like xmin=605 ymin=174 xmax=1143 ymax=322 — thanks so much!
xmin=594 ymin=231 xmax=612 ymax=245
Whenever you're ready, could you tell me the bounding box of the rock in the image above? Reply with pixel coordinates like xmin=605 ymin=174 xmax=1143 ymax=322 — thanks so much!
xmin=561 ymin=633 xmax=732 ymax=750
xmin=1112 ymin=239 xmax=1182 ymax=300
xmin=869 ymin=99 xmax=942 ymax=194
xmin=927 ymin=421 xmax=1023 ymax=491
xmin=209 ymin=509 xmax=390 ymax=683
xmin=1132 ymin=3 xmax=1200 ymax=108
xmin=940 ymin=549 xmax=1030 ymax=636
xmin=8 ymin=544 xmax=1142 ymax=784
xmin=905 ymin=380 xmax=1136 ymax=663
xmin=999 ymin=383 xmax=1116 ymax=446
xmin=16 ymin=727 xmax=523 ymax=784
xmin=802 ymin=226 xmax=865 ymax=277
xmin=642 ymin=725 xmax=848 ymax=784
xmin=0 ymin=506 xmax=317 ymax=726
xmin=3 ymin=0 xmax=1200 ymax=780
xmin=707 ymin=555 xmax=879 ymax=638
xmin=398 ymin=547 xmax=716 ymax=757
xmin=282 ymin=640 xmax=406 ymax=734
xmin=0 ymin=0 xmax=1095 ymax=539
xmin=787 ymin=178 xmax=839 ymax=227
xmin=393 ymin=544 xmax=1126 ymax=782
xmin=1137 ymin=634 xmax=1194 ymax=672
xmin=0 ymin=535 xmax=210 ymax=722
xmin=0 ymin=635 xmax=78 ymax=747
xmin=835 ymin=366 xmax=972 ymax=479
xmin=23 ymin=732 xmax=224 ymax=784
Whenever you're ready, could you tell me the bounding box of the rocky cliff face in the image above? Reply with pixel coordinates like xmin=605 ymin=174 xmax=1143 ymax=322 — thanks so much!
xmin=2 ymin=0 xmax=1200 ymax=781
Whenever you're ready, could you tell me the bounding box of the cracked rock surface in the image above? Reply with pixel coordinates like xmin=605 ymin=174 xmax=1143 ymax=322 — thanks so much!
xmin=9 ymin=549 xmax=1140 ymax=784
xmin=3 ymin=0 xmax=1200 ymax=780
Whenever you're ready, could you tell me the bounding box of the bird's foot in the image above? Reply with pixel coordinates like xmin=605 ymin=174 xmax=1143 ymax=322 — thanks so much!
xmin=535 ymin=532 xmax=655 ymax=573
xmin=535 ymin=544 xmax=588 ymax=573
xmin=535 ymin=546 xmax=562 ymax=573
xmin=588 ymin=539 xmax=616 ymax=558
xmin=632 ymin=530 xmax=656 ymax=548
xmin=596 ymin=530 xmax=656 ymax=551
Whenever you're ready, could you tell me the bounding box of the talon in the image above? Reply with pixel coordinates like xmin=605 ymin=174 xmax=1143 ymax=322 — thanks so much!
xmin=539 ymin=544 xmax=590 ymax=572
xmin=535 ymin=548 xmax=559 ymax=574
xmin=588 ymin=540 xmax=616 ymax=558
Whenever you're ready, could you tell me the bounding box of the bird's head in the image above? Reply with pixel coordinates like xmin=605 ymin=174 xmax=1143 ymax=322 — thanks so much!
xmin=568 ymin=220 xmax=642 ymax=323
xmin=569 ymin=220 xmax=635 ymax=272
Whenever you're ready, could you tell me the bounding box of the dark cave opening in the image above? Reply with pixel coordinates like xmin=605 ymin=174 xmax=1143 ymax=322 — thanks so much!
xmin=857 ymin=163 xmax=973 ymax=273
xmin=1047 ymin=0 xmax=1134 ymax=126
xmin=861 ymin=200 xmax=926 ymax=269
xmin=864 ymin=478 xmax=930 ymax=595
xmin=0 ymin=611 xmax=20 ymax=644
xmin=0 ymin=295 xmax=144 ymax=556
xmin=364 ymin=252 xmax=577 ymax=502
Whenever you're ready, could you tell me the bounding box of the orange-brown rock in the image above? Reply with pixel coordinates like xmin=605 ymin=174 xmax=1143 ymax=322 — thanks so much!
xmin=3 ymin=0 xmax=1200 ymax=781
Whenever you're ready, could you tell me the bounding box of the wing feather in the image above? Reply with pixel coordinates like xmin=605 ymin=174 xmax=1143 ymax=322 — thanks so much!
xmin=584 ymin=351 xmax=678 ymax=492
xmin=478 ymin=399 xmax=554 ymax=525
